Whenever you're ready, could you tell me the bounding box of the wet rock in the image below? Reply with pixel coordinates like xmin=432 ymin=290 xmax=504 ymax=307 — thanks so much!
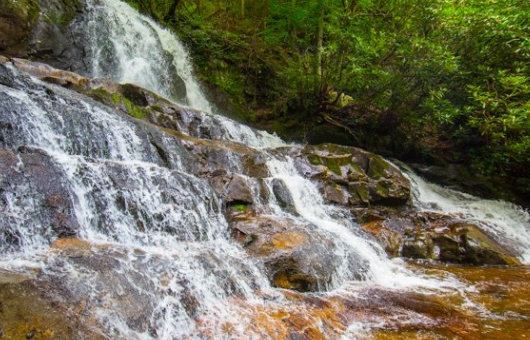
xmin=121 ymin=83 xmax=150 ymax=107
xmin=361 ymin=220 xmax=403 ymax=258
xmin=324 ymin=183 xmax=351 ymax=206
xmin=271 ymin=178 xmax=297 ymax=214
xmin=225 ymin=174 xmax=254 ymax=204
xmin=0 ymin=147 xmax=79 ymax=249
xmin=47 ymin=239 xmax=158 ymax=333
xmin=210 ymin=173 xmax=255 ymax=205
xmin=402 ymin=232 xmax=434 ymax=259
xmin=0 ymin=61 xmax=17 ymax=87
xmin=362 ymin=212 xmax=522 ymax=265
xmin=183 ymin=138 xmax=266 ymax=179
xmin=0 ymin=270 xmax=105 ymax=339
xmin=12 ymin=58 xmax=89 ymax=89
xmin=230 ymin=215 xmax=340 ymax=292
xmin=299 ymin=144 xmax=411 ymax=207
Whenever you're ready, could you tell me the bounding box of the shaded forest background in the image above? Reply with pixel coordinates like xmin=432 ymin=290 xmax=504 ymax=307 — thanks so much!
xmin=116 ymin=0 xmax=529 ymax=201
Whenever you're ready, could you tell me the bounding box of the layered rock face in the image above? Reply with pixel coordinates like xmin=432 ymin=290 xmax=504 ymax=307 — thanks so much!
xmin=1 ymin=56 xmax=527 ymax=338
xmin=1 ymin=57 xmax=522 ymax=292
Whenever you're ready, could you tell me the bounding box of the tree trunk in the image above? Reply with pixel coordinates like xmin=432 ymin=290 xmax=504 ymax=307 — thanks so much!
xmin=316 ymin=1 xmax=324 ymax=81
xmin=164 ymin=0 xmax=182 ymax=21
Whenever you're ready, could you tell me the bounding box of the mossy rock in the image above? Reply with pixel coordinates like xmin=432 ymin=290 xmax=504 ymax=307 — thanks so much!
xmin=302 ymin=144 xmax=410 ymax=207
xmin=0 ymin=0 xmax=41 ymax=55
xmin=367 ymin=156 xmax=392 ymax=180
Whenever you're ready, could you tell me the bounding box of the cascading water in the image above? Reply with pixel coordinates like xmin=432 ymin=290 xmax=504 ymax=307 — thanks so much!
xmin=264 ymin=157 xmax=449 ymax=289
xmin=406 ymin=169 xmax=530 ymax=263
xmin=0 ymin=65 xmax=275 ymax=337
xmin=1 ymin=0 xmax=530 ymax=338
xmin=83 ymin=0 xmax=285 ymax=149
xmin=85 ymin=0 xmax=211 ymax=112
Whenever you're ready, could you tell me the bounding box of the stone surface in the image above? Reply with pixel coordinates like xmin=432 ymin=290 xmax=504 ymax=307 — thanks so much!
xmin=298 ymin=143 xmax=411 ymax=207
xmin=0 ymin=1 xmax=39 ymax=56
xmin=0 ymin=147 xmax=80 ymax=250
xmin=271 ymin=178 xmax=297 ymax=214
xmin=362 ymin=212 xmax=522 ymax=266
xmin=230 ymin=213 xmax=341 ymax=292
xmin=0 ymin=270 xmax=106 ymax=339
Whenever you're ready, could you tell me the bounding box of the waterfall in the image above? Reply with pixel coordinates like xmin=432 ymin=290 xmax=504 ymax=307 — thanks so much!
xmin=1 ymin=0 xmax=529 ymax=338
xmin=0 ymin=66 xmax=279 ymax=338
xmin=85 ymin=0 xmax=212 ymax=112
xmin=83 ymin=0 xmax=285 ymax=149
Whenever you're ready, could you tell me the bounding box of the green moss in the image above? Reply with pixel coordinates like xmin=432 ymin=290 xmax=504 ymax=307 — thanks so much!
xmin=233 ymin=204 xmax=246 ymax=212
xmin=111 ymin=93 xmax=121 ymax=104
xmin=122 ymin=97 xmax=148 ymax=119
xmin=326 ymin=162 xmax=342 ymax=176
xmin=375 ymin=182 xmax=390 ymax=197
xmin=5 ymin=0 xmax=40 ymax=22
xmin=88 ymin=88 xmax=148 ymax=119
xmin=356 ymin=184 xmax=369 ymax=203
xmin=308 ymin=154 xmax=323 ymax=165
xmin=348 ymin=164 xmax=366 ymax=181
xmin=367 ymin=156 xmax=391 ymax=180
xmin=88 ymin=88 xmax=115 ymax=106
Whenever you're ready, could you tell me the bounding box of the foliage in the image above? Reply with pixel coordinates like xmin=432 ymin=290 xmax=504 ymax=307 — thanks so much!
xmin=124 ymin=0 xmax=530 ymax=197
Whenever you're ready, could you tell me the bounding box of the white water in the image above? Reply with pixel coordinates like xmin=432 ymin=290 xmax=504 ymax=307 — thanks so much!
xmin=407 ymin=170 xmax=530 ymax=263
xmin=265 ymin=157 xmax=459 ymax=291
xmin=0 ymin=72 xmax=275 ymax=338
xmin=1 ymin=0 xmax=529 ymax=337
xmin=85 ymin=0 xmax=212 ymax=112
xmin=84 ymin=0 xmax=286 ymax=150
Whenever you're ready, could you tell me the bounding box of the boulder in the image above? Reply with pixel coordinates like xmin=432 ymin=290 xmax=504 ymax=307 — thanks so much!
xmin=271 ymin=178 xmax=297 ymax=214
xmin=12 ymin=57 xmax=89 ymax=88
xmin=299 ymin=144 xmax=411 ymax=207
xmin=362 ymin=212 xmax=522 ymax=266
xmin=224 ymin=174 xmax=254 ymax=204
xmin=230 ymin=214 xmax=340 ymax=292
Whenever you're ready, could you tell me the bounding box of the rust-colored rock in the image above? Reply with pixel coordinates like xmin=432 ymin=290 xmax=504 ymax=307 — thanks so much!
xmin=362 ymin=212 xmax=522 ymax=266
xmin=0 ymin=270 xmax=106 ymax=340
xmin=230 ymin=214 xmax=340 ymax=292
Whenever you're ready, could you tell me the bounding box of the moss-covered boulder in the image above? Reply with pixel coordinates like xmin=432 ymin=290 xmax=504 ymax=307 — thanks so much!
xmin=300 ymin=143 xmax=411 ymax=207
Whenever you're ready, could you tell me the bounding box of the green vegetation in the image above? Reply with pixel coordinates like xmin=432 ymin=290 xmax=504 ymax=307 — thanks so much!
xmin=123 ymin=0 xmax=530 ymax=199
xmin=233 ymin=203 xmax=247 ymax=212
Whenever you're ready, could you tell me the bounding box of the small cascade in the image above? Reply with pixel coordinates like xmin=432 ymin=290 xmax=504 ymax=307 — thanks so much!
xmin=264 ymin=157 xmax=454 ymax=290
xmin=407 ymin=170 xmax=530 ymax=263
